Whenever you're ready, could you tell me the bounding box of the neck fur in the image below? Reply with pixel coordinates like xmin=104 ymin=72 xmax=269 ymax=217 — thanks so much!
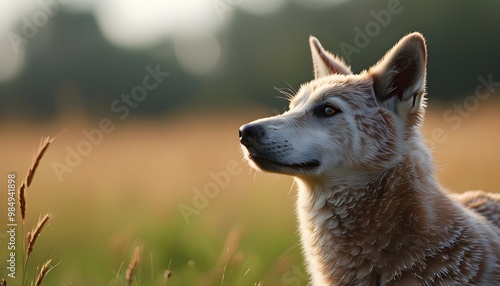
xmin=295 ymin=152 xmax=486 ymax=285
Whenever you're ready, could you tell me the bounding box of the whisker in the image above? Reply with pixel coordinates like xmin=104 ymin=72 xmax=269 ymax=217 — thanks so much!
xmin=274 ymin=86 xmax=295 ymax=102
xmin=287 ymin=180 xmax=296 ymax=197
xmin=282 ymin=80 xmax=297 ymax=94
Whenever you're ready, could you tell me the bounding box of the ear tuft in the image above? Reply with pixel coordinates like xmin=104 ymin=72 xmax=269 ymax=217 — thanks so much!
xmin=310 ymin=36 xmax=352 ymax=79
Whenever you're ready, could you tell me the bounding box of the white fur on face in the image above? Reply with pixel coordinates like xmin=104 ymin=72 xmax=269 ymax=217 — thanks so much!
xmin=242 ymin=73 xmax=408 ymax=183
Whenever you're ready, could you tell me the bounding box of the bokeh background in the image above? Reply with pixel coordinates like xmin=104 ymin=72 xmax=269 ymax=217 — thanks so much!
xmin=1 ymin=0 xmax=500 ymax=285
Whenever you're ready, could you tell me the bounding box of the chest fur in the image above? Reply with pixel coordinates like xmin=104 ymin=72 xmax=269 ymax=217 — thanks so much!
xmin=296 ymin=175 xmax=500 ymax=285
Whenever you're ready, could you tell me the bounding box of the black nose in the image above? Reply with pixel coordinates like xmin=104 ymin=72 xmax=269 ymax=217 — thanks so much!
xmin=239 ymin=124 xmax=265 ymax=146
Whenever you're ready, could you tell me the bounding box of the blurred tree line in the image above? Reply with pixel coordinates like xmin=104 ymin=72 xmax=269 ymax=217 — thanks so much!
xmin=1 ymin=0 xmax=499 ymax=120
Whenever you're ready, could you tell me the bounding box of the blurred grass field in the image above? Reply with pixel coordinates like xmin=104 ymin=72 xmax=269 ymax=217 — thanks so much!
xmin=1 ymin=101 xmax=500 ymax=285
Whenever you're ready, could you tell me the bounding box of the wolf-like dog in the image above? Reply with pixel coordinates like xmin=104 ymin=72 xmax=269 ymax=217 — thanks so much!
xmin=239 ymin=33 xmax=500 ymax=285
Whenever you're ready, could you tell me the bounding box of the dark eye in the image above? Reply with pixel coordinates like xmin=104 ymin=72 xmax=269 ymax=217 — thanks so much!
xmin=313 ymin=103 xmax=340 ymax=117
xmin=322 ymin=104 xmax=338 ymax=117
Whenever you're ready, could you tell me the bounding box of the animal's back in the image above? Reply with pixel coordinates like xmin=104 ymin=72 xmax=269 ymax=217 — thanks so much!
xmin=452 ymin=190 xmax=500 ymax=230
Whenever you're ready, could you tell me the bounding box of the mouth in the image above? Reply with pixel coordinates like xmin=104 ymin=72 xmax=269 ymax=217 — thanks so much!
xmin=248 ymin=153 xmax=321 ymax=171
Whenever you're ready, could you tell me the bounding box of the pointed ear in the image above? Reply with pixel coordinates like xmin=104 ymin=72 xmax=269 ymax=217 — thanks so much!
xmin=368 ymin=32 xmax=427 ymax=123
xmin=310 ymin=36 xmax=352 ymax=79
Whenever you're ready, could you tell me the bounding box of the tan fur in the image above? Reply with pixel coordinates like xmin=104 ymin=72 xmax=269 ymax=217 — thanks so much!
xmin=239 ymin=32 xmax=500 ymax=285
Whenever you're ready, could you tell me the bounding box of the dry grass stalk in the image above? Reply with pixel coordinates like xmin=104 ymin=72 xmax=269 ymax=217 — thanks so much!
xmin=164 ymin=270 xmax=173 ymax=279
xmin=163 ymin=259 xmax=173 ymax=285
xmin=19 ymin=181 xmax=27 ymax=223
xmin=34 ymin=259 xmax=52 ymax=286
xmin=26 ymin=214 xmax=52 ymax=258
xmin=202 ymin=227 xmax=245 ymax=286
xmin=16 ymin=134 xmax=61 ymax=286
xmin=24 ymin=231 xmax=32 ymax=258
xmin=125 ymin=245 xmax=144 ymax=286
xmin=216 ymin=227 xmax=244 ymax=270
xmin=19 ymin=136 xmax=56 ymax=222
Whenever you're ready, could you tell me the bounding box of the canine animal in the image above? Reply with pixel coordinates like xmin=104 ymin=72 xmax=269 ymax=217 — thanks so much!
xmin=239 ymin=33 xmax=500 ymax=285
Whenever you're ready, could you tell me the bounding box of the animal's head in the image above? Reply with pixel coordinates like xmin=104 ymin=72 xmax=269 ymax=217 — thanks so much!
xmin=239 ymin=33 xmax=427 ymax=181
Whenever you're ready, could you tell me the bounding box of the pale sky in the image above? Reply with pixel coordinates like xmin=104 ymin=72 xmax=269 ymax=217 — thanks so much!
xmin=0 ymin=0 xmax=346 ymax=81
